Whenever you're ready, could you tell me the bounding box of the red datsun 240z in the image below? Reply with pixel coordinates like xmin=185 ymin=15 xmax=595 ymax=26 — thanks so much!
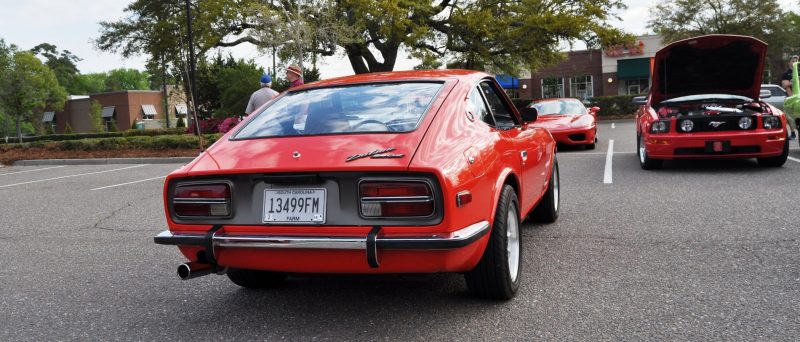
xmin=635 ymin=35 xmax=790 ymax=169
xmin=155 ymin=70 xmax=559 ymax=299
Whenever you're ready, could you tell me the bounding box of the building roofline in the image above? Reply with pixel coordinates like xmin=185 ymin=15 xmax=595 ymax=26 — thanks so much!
xmin=89 ymin=90 xmax=161 ymax=96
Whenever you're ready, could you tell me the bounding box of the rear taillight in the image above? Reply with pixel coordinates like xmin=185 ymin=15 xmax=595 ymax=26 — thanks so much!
xmin=359 ymin=181 xmax=434 ymax=218
xmin=173 ymin=183 xmax=232 ymax=217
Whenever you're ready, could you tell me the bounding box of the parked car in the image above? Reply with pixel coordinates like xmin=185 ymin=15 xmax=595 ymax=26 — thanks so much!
xmin=634 ymin=35 xmax=790 ymax=169
xmin=154 ymin=70 xmax=560 ymax=299
xmin=527 ymin=98 xmax=598 ymax=149
xmin=761 ymin=84 xmax=786 ymax=110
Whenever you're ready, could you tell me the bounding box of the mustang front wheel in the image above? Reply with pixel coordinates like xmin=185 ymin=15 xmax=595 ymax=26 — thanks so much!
xmin=638 ymin=135 xmax=662 ymax=170
xmin=227 ymin=269 xmax=288 ymax=289
xmin=756 ymin=136 xmax=789 ymax=167
xmin=465 ymin=185 xmax=521 ymax=300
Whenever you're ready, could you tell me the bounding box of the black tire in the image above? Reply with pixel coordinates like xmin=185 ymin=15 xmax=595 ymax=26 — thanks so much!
xmin=227 ymin=269 xmax=287 ymax=289
xmin=638 ymin=134 xmax=663 ymax=170
xmin=530 ymin=158 xmax=559 ymax=223
xmin=585 ymin=143 xmax=596 ymax=150
xmin=757 ymin=136 xmax=789 ymax=167
xmin=465 ymin=185 xmax=521 ymax=300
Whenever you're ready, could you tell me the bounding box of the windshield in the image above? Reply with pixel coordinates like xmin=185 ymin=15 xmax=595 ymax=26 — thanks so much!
xmin=233 ymin=82 xmax=443 ymax=139
xmin=530 ymin=100 xmax=587 ymax=116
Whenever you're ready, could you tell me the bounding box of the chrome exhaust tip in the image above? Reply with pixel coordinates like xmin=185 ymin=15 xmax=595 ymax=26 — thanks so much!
xmin=177 ymin=261 xmax=213 ymax=280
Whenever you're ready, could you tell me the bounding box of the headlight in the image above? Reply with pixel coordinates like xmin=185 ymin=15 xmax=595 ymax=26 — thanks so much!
xmin=738 ymin=116 xmax=753 ymax=129
xmin=679 ymin=119 xmax=694 ymax=132
xmin=763 ymin=116 xmax=781 ymax=129
xmin=571 ymin=116 xmax=593 ymax=128
xmin=650 ymin=121 xmax=669 ymax=133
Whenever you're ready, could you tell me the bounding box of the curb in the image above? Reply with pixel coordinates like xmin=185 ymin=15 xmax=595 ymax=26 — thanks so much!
xmin=12 ymin=157 xmax=196 ymax=166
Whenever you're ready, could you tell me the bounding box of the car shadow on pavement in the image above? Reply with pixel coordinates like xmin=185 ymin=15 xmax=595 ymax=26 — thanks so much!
xmin=654 ymin=159 xmax=783 ymax=173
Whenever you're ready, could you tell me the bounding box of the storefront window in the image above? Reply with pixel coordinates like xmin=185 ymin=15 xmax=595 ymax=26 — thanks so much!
xmin=541 ymin=77 xmax=564 ymax=98
xmin=569 ymin=75 xmax=593 ymax=101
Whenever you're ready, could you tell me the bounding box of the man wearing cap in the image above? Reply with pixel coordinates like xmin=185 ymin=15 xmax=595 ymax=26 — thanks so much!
xmin=286 ymin=64 xmax=304 ymax=89
xmin=245 ymin=74 xmax=279 ymax=115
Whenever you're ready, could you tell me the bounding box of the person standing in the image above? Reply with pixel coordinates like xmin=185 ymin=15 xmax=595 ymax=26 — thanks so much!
xmin=780 ymin=55 xmax=798 ymax=97
xmin=286 ymin=64 xmax=304 ymax=89
xmin=245 ymin=74 xmax=279 ymax=115
xmin=784 ymin=59 xmax=799 ymax=140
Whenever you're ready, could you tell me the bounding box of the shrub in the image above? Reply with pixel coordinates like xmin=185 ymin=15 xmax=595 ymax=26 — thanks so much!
xmin=176 ymin=117 xmax=186 ymax=128
xmin=217 ymin=117 xmax=240 ymax=133
xmin=587 ymin=95 xmax=638 ymax=117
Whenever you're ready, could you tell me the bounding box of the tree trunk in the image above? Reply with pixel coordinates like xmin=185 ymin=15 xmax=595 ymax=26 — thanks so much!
xmin=16 ymin=114 xmax=22 ymax=143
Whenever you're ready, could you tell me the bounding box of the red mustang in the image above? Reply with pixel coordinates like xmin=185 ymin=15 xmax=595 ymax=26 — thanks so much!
xmin=155 ymin=70 xmax=559 ymax=299
xmin=528 ymin=98 xmax=598 ymax=149
xmin=636 ymin=35 xmax=790 ymax=169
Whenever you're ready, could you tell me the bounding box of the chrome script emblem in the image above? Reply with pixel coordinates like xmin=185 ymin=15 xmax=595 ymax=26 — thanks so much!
xmin=346 ymin=148 xmax=404 ymax=162
xmin=709 ymin=121 xmax=725 ymax=128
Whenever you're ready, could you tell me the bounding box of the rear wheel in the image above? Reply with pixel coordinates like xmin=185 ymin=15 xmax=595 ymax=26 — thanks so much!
xmin=530 ymin=158 xmax=559 ymax=223
xmin=465 ymin=185 xmax=521 ymax=300
xmin=638 ymin=134 xmax=662 ymax=170
xmin=227 ymin=269 xmax=287 ymax=289
xmin=757 ymin=135 xmax=789 ymax=167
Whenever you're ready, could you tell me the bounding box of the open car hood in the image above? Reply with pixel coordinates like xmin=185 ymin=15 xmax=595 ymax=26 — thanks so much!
xmin=650 ymin=35 xmax=767 ymax=105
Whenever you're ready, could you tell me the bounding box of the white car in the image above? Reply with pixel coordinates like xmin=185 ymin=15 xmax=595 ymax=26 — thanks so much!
xmin=761 ymin=84 xmax=787 ymax=110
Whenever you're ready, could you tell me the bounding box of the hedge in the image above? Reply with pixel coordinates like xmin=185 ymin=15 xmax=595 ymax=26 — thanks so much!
xmin=0 ymin=134 xmax=222 ymax=152
xmin=586 ymin=95 xmax=639 ymax=117
xmin=0 ymin=128 xmax=188 ymax=144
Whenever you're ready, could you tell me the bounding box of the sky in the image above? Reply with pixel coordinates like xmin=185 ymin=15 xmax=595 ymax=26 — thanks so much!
xmin=0 ymin=0 xmax=798 ymax=80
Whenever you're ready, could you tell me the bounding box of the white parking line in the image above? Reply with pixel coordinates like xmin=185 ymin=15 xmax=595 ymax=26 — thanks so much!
xmin=789 ymin=156 xmax=800 ymax=163
xmin=611 ymin=123 xmax=615 ymax=129
xmin=0 ymin=165 xmax=65 ymax=176
xmin=603 ymin=140 xmax=614 ymax=184
xmin=90 ymin=176 xmax=166 ymax=191
xmin=0 ymin=164 xmax=148 ymax=189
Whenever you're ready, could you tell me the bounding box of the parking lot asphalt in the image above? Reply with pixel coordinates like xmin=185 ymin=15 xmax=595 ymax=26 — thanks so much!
xmin=1 ymin=120 xmax=799 ymax=340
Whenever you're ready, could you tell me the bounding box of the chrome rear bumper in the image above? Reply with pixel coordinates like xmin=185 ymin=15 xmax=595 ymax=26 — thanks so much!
xmin=154 ymin=220 xmax=490 ymax=251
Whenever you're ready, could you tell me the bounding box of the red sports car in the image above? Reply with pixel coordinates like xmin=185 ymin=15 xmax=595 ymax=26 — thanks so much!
xmin=528 ymin=98 xmax=599 ymax=149
xmin=636 ymin=34 xmax=790 ymax=169
xmin=155 ymin=70 xmax=559 ymax=299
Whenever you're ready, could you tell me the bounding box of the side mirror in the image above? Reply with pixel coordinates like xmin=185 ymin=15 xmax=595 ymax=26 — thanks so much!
xmin=632 ymin=96 xmax=647 ymax=105
xmin=759 ymin=89 xmax=772 ymax=99
xmin=519 ymin=107 xmax=538 ymax=123
xmin=589 ymin=106 xmax=600 ymax=116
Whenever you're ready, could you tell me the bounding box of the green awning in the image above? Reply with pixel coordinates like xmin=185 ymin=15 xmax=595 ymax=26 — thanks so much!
xmin=617 ymin=58 xmax=651 ymax=80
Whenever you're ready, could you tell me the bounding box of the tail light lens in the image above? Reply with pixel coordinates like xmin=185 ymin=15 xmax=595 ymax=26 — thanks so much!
xmin=173 ymin=183 xmax=232 ymax=217
xmin=359 ymin=181 xmax=434 ymax=218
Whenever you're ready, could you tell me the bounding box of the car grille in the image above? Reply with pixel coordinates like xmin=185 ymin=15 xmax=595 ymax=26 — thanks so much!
xmin=674 ymin=145 xmax=760 ymax=155
xmin=675 ymin=116 xmax=757 ymax=133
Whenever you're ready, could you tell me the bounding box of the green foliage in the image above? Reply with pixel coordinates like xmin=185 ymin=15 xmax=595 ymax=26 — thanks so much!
xmin=648 ymin=0 xmax=800 ymax=84
xmin=0 ymin=50 xmax=67 ymax=142
xmin=587 ymin=95 xmax=638 ymax=117
xmin=64 ymin=122 xmax=73 ymax=134
xmin=31 ymin=43 xmax=81 ymax=94
xmin=89 ymin=100 xmax=104 ymax=132
xmin=107 ymin=119 xmax=118 ymax=132
xmin=0 ymin=127 xmax=187 ymax=144
xmin=104 ymin=68 xmax=151 ymax=91
xmin=176 ymin=117 xmax=186 ymax=128
xmin=216 ymin=59 xmax=263 ymax=117
xmin=69 ymin=73 xmax=107 ymax=94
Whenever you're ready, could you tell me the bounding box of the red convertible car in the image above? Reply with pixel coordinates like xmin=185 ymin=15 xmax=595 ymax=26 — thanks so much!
xmin=528 ymin=98 xmax=598 ymax=149
xmin=154 ymin=70 xmax=559 ymax=299
xmin=636 ymin=34 xmax=790 ymax=169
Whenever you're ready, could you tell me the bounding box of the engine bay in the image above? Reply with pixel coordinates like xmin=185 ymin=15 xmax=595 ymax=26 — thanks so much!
xmin=656 ymin=100 xmax=769 ymax=118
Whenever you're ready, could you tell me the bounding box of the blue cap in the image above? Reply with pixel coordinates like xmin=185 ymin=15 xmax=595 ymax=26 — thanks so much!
xmin=260 ymin=74 xmax=272 ymax=84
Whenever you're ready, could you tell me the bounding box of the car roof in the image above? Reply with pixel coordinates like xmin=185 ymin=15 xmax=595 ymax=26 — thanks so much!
xmin=289 ymin=69 xmax=491 ymax=91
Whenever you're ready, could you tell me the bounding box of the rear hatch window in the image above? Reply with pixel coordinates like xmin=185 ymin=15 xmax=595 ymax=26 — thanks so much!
xmin=233 ymin=82 xmax=444 ymax=139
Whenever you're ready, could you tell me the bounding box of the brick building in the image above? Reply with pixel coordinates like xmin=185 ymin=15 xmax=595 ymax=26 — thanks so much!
xmin=516 ymin=35 xmax=665 ymax=101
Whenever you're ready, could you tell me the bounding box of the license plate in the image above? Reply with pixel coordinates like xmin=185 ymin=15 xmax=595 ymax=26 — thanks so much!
xmin=263 ymin=188 xmax=326 ymax=224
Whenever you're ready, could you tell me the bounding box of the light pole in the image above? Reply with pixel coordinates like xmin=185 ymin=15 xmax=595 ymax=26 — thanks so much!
xmin=185 ymin=0 xmax=204 ymax=150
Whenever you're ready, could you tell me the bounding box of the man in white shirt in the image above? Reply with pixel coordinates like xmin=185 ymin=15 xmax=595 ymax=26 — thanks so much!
xmin=245 ymin=74 xmax=279 ymax=115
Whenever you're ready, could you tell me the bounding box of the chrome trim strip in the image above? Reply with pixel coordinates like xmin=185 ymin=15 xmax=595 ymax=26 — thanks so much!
xmin=174 ymin=198 xmax=229 ymax=204
xmin=154 ymin=220 xmax=490 ymax=250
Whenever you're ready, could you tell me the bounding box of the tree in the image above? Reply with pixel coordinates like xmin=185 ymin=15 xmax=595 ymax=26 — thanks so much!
xmin=0 ymin=51 xmax=67 ymax=142
xmin=104 ymin=68 xmax=152 ymax=91
xmin=70 ymin=73 xmax=107 ymax=95
xmin=648 ymin=0 xmax=800 ymax=83
xmin=31 ymin=43 xmax=82 ymax=94
xmin=88 ymin=100 xmax=105 ymax=132
xmin=216 ymin=58 xmax=263 ymax=117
